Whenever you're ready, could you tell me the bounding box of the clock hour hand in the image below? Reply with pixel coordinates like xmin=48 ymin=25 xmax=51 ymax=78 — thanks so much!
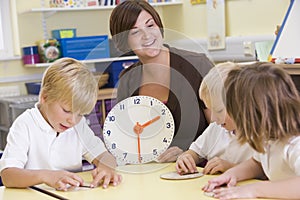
xmin=133 ymin=116 xmax=160 ymax=134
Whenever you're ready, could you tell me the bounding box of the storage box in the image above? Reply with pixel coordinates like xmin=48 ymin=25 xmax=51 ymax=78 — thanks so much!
xmin=85 ymin=113 xmax=101 ymax=125
xmin=59 ymin=35 xmax=110 ymax=60
xmin=104 ymin=59 xmax=138 ymax=88
xmin=25 ymin=82 xmax=41 ymax=95
xmin=22 ymin=46 xmax=40 ymax=64
xmin=52 ymin=29 xmax=76 ymax=39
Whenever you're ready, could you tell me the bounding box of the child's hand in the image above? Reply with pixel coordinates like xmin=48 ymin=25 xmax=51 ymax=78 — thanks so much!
xmin=90 ymin=163 xmax=122 ymax=189
xmin=43 ymin=170 xmax=84 ymax=191
xmin=202 ymin=173 xmax=237 ymax=193
xmin=175 ymin=153 xmax=198 ymax=175
xmin=203 ymin=157 xmax=235 ymax=174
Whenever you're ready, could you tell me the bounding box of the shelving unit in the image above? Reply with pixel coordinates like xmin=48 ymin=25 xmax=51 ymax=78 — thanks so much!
xmin=24 ymin=55 xmax=138 ymax=68
xmin=21 ymin=1 xmax=182 ymax=67
xmin=26 ymin=1 xmax=182 ymax=13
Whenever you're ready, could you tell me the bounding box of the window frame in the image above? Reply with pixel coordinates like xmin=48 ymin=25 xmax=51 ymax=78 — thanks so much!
xmin=0 ymin=0 xmax=15 ymax=60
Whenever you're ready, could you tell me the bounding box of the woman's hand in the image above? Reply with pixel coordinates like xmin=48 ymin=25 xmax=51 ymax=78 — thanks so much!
xmin=203 ymin=157 xmax=235 ymax=175
xmin=157 ymin=146 xmax=183 ymax=163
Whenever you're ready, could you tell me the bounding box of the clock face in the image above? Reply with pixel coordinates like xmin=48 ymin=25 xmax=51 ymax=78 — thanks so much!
xmin=103 ymin=96 xmax=175 ymax=164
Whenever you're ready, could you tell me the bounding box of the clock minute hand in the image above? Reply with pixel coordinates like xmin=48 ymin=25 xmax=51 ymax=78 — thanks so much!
xmin=140 ymin=116 xmax=161 ymax=128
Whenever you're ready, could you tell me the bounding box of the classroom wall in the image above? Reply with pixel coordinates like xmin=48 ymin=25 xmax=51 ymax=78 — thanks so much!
xmin=0 ymin=0 xmax=290 ymax=95
xmin=162 ymin=0 xmax=289 ymax=38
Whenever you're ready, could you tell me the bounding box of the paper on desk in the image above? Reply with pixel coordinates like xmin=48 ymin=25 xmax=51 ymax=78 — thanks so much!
xmin=255 ymin=40 xmax=274 ymax=61
xmin=35 ymin=183 xmax=93 ymax=192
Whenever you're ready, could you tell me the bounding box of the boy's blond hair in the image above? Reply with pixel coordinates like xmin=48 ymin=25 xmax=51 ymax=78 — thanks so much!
xmin=199 ymin=62 xmax=238 ymax=114
xmin=40 ymin=57 xmax=98 ymax=115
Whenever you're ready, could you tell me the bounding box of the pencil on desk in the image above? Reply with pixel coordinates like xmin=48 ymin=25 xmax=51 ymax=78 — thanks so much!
xmin=29 ymin=186 xmax=69 ymax=200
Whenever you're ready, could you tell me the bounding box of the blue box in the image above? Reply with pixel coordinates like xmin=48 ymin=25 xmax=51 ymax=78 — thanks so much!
xmin=104 ymin=59 xmax=138 ymax=88
xmin=25 ymin=82 xmax=41 ymax=95
xmin=58 ymin=35 xmax=110 ymax=60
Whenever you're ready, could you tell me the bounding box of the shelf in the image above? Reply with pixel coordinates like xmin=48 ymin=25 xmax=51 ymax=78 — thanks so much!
xmin=24 ymin=1 xmax=182 ymax=13
xmin=24 ymin=55 xmax=139 ymax=68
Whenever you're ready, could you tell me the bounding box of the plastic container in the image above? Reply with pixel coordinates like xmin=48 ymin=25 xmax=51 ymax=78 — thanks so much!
xmin=25 ymin=82 xmax=41 ymax=95
xmin=58 ymin=35 xmax=110 ymax=60
xmin=22 ymin=46 xmax=40 ymax=64
xmin=104 ymin=59 xmax=138 ymax=88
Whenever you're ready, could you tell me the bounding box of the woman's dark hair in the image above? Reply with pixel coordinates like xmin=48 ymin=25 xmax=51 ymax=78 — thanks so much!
xmin=110 ymin=0 xmax=164 ymax=52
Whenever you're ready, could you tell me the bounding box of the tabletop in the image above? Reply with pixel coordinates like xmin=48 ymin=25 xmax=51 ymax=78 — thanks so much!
xmin=0 ymin=163 xmax=277 ymax=200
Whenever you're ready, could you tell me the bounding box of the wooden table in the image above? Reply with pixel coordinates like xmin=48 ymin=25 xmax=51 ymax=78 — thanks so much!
xmin=281 ymin=64 xmax=300 ymax=75
xmin=0 ymin=163 xmax=278 ymax=200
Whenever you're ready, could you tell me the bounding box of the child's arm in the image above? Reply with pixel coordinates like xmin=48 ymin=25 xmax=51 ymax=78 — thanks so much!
xmin=210 ymin=174 xmax=300 ymax=199
xmin=176 ymin=149 xmax=203 ymax=174
xmin=1 ymin=167 xmax=83 ymax=190
xmin=90 ymin=151 xmax=122 ymax=189
xmin=202 ymin=158 xmax=265 ymax=192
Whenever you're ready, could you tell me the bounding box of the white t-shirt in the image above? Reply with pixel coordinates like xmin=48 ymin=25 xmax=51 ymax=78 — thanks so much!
xmin=253 ymin=136 xmax=300 ymax=181
xmin=0 ymin=104 xmax=106 ymax=173
xmin=189 ymin=122 xmax=254 ymax=164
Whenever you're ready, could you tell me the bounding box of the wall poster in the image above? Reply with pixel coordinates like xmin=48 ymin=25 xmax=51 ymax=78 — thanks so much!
xmin=207 ymin=0 xmax=226 ymax=50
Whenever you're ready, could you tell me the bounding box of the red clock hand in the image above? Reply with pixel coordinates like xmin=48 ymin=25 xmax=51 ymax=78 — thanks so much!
xmin=134 ymin=122 xmax=142 ymax=163
xmin=133 ymin=116 xmax=160 ymax=163
xmin=141 ymin=116 xmax=160 ymax=128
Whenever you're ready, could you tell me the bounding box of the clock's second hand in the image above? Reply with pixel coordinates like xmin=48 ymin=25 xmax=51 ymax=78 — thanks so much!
xmin=133 ymin=116 xmax=161 ymax=163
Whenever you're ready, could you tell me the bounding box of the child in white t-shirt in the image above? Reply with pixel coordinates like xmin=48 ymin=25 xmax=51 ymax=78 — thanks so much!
xmin=0 ymin=58 xmax=122 ymax=190
xmin=203 ymin=62 xmax=300 ymax=199
xmin=176 ymin=62 xmax=254 ymax=175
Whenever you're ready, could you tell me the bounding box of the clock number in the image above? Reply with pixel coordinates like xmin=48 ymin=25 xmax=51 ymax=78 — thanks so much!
xmin=112 ymin=143 xmax=117 ymax=149
xmin=153 ymin=149 xmax=158 ymax=155
xmin=161 ymin=109 xmax=166 ymax=115
xmin=133 ymin=98 xmax=140 ymax=104
xmin=119 ymin=104 xmax=125 ymax=110
xmin=163 ymin=137 xmax=168 ymax=143
xmin=106 ymin=130 xmax=111 ymax=136
xmin=150 ymin=100 xmax=153 ymax=106
xmin=123 ymin=152 xmax=128 ymax=159
xmin=108 ymin=116 xmax=115 ymax=122
xmin=166 ymin=122 xmax=171 ymax=129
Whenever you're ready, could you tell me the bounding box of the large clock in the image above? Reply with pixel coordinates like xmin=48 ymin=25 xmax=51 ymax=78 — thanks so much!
xmin=103 ymin=95 xmax=175 ymax=164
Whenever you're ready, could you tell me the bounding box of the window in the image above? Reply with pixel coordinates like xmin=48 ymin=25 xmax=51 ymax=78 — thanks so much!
xmin=0 ymin=0 xmax=15 ymax=60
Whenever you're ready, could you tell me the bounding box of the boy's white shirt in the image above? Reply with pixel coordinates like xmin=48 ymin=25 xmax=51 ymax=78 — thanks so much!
xmin=189 ymin=122 xmax=255 ymax=164
xmin=0 ymin=103 xmax=106 ymax=173
xmin=253 ymin=136 xmax=300 ymax=181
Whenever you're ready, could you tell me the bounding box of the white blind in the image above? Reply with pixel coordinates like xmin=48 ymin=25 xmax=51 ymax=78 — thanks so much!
xmin=0 ymin=0 xmax=14 ymax=60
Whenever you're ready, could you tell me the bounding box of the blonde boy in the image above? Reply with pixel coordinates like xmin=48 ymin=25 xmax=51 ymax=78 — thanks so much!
xmin=176 ymin=62 xmax=254 ymax=175
xmin=0 ymin=58 xmax=121 ymax=190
